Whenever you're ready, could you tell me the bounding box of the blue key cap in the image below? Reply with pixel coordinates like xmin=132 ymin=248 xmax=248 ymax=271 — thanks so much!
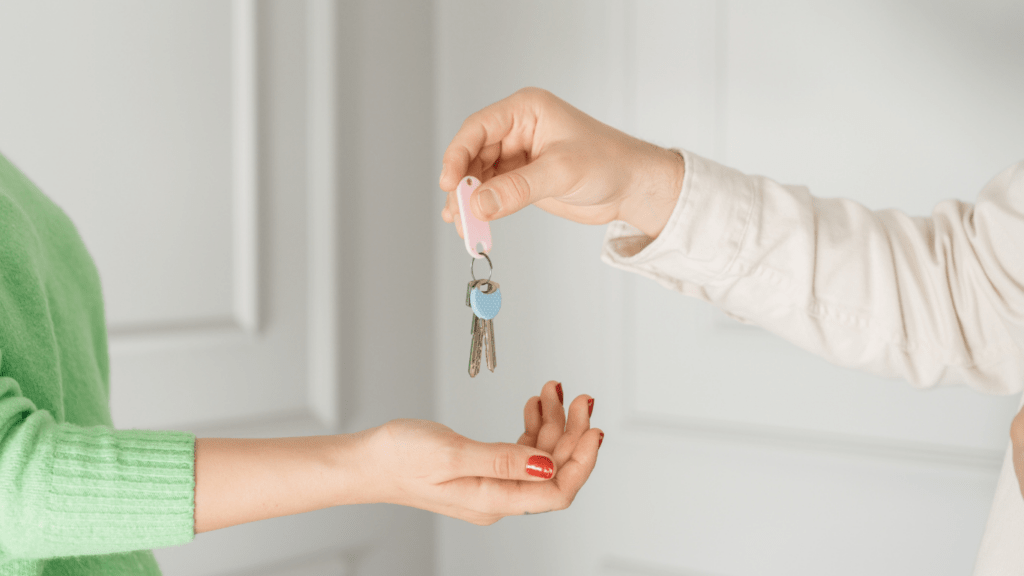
xmin=470 ymin=285 xmax=502 ymax=320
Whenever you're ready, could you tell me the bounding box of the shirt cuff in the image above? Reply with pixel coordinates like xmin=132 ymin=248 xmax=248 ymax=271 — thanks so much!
xmin=601 ymin=149 xmax=758 ymax=291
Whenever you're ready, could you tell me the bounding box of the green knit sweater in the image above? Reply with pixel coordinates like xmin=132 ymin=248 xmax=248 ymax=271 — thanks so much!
xmin=0 ymin=152 xmax=196 ymax=575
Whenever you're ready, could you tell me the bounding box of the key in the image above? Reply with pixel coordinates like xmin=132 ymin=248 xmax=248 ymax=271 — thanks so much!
xmin=467 ymin=279 xmax=486 ymax=377
xmin=469 ymin=313 xmax=484 ymax=377
xmin=466 ymin=279 xmax=482 ymax=309
xmin=484 ymin=316 xmax=496 ymax=372
xmin=470 ymin=281 xmax=501 ymax=373
xmin=466 ymin=279 xmax=485 ymax=334
xmin=469 ymin=280 xmax=501 ymax=320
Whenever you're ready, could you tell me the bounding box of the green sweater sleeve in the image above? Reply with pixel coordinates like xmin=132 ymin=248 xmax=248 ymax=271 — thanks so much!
xmin=0 ymin=368 xmax=196 ymax=560
xmin=0 ymin=153 xmax=196 ymax=562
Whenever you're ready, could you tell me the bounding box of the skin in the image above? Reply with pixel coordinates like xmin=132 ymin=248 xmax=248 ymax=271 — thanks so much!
xmin=1011 ymin=408 xmax=1024 ymax=499
xmin=439 ymin=86 xmax=1024 ymax=499
xmin=194 ymin=380 xmax=601 ymax=532
xmin=439 ymin=87 xmax=686 ymax=240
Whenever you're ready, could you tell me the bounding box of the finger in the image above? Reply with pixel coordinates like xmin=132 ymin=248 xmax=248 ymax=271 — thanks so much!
xmin=552 ymin=395 xmax=592 ymax=466
xmin=536 ymin=381 xmax=566 ymax=455
xmin=479 ymin=141 xmax=502 ymax=174
xmin=517 ymin=395 xmax=543 ymax=447
xmin=443 ymin=191 xmax=459 ymax=223
xmin=549 ymin=428 xmax=603 ymax=504
xmin=493 ymin=428 xmax=603 ymax=516
xmin=470 ymin=155 xmax=569 ymax=222
xmin=494 ymin=148 xmax=529 ymax=176
xmin=440 ymin=95 xmax=524 ymax=191
xmin=456 ymin=440 xmax=556 ymax=482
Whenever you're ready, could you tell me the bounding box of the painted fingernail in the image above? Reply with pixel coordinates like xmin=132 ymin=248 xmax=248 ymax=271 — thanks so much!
xmin=475 ymin=188 xmax=501 ymax=218
xmin=527 ymin=455 xmax=554 ymax=479
xmin=587 ymin=398 xmax=594 ymax=417
xmin=555 ymin=383 xmax=563 ymax=405
xmin=598 ymin=432 xmax=605 ymax=448
xmin=537 ymin=399 xmax=543 ymax=417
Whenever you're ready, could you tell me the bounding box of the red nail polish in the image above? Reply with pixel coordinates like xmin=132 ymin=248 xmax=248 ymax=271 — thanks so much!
xmin=527 ymin=455 xmax=554 ymax=479
xmin=537 ymin=399 xmax=543 ymax=417
xmin=598 ymin=432 xmax=604 ymax=448
xmin=555 ymin=383 xmax=563 ymax=405
xmin=587 ymin=398 xmax=594 ymax=417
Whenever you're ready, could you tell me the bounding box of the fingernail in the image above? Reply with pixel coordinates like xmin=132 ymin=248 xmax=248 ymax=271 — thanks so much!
xmin=527 ymin=455 xmax=554 ymax=479
xmin=587 ymin=398 xmax=594 ymax=417
xmin=474 ymin=188 xmax=501 ymax=218
xmin=555 ymin=383 xmax=563 ymax=405
xmin=598 ymin=432 xmax=604 ymax=448
xmin=537 ymin=399 xmax=543 ymax=418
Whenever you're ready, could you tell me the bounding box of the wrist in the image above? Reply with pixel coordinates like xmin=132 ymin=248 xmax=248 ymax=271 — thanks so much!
xmin=328 ymin=429 xmax=378 ymax=506
xmin=618 ymin=145 xmax=685 ymax=239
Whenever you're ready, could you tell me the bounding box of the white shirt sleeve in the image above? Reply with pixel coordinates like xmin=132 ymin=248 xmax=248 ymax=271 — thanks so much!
xmin=602 ymin=149 xmax=1024 ymax=394
xmin=601 ymin=149 xmax=1024 ymax=575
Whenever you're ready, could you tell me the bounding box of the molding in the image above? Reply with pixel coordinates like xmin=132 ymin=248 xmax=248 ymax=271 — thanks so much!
xmin=232 ymin=0 xmax=259 ymax=333
xmin=623 ymin=409 xmax=1005 ymax=470
xmin=106 ymin=316 xmax=238 ymax=339
xmin=108 ymin=0 xmax=260 ymax=343
xmin=216 ymin=548 xmax=351 ymax=576
xmin=712 ymin=0 xmax=729 ymax=163
xmin=184 ymin=409 xmax=333 ymax=439
xmin=306 ymin=0 xmax=341 ymax=429
xmin=602 ymin=557 xmax=729 ymax=576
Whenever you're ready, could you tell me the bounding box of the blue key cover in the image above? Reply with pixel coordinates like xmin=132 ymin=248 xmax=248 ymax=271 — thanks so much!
xmin=470 ymin=287 xmax=502 ymax=320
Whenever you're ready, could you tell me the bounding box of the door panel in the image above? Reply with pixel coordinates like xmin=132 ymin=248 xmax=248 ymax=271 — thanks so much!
xmin=0 ymin=1 xmax=237 ymax=329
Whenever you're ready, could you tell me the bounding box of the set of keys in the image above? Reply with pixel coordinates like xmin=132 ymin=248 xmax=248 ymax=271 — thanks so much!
xmin=467 ymin=255 xmax=501 ymax=376
xmin=455 ymin=175 xmax=502 ymax=378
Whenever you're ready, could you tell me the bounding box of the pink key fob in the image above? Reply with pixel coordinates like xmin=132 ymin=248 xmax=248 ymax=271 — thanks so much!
xmin=456 ymin=176 xmax=492 ymax=258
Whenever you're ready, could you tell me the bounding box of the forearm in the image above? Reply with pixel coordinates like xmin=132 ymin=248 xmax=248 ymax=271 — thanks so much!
xmin=194 ymin=433 xmax=370 ymax=533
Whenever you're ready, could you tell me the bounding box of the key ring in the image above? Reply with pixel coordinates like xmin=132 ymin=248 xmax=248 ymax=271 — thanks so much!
xmin=470 ymin=252 xmax=493 ymax=283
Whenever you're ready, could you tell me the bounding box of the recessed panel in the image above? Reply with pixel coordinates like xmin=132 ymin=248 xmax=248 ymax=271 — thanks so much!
xmin=0 ymin=1 xmax=235 ymax=330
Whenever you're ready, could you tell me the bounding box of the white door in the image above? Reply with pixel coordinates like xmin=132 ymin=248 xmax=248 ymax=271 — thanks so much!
xmin=0 ymin=1 xmax=437 ymax=574
xmin=435 ymin=1 xmax=1024 ymax=575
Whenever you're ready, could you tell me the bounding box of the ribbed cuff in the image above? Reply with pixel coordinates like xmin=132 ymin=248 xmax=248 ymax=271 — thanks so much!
xmin=601 ymin=149 xmax=758 ymax=289
xmin=43 ymin=424 xmax=196 ymax=555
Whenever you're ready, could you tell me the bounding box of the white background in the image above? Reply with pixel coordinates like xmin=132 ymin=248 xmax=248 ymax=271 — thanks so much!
xmin=1 ymin=1 xmax=1023 ymax=575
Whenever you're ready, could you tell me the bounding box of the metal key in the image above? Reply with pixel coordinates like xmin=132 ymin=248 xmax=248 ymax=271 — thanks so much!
xmin=470 ymin=281 xmax=501 ymax=373
xmin=484 ymin=316 xmax=496 ymax=372
xmin=467 ymin=279 xmax=484 ymax=376
xmin=469 ymin=313 xmax=485 ymax=377
xmin=466 ymin=279 xmax=483 ymax=309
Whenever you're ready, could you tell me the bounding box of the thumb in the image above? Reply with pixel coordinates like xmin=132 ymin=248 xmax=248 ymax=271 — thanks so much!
xmin=458 ymin=441 xmax=555 ymax=481
xmin=471 ymin=156 xmax=561 ymax=221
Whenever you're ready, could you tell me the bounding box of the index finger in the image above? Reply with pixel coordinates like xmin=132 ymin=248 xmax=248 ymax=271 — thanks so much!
xmin=440 ymin=92 xmax=525 ymax=192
